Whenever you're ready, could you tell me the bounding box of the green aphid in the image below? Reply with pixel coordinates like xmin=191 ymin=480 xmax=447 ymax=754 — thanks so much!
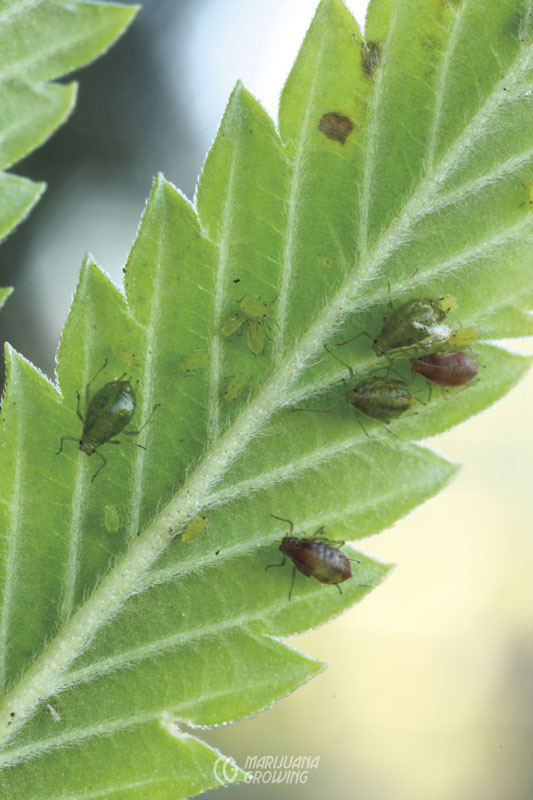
xmin=224 ymin=374 xmax=248 ymax=403
xmin=239 ymin=295 xmax=271 ymax=320
xmin=372 ymin=297 xmax=456 ymax=357
xmin=324 ymin=346 xmax=413 ymax=436
xmin=446 ymin=326 xmax=478 ymax=349
xmin=246 ymin=319 xmax=265 ymax=356
xmin=221 ymin=314 xmax=246 ymax=337
xmin=346 ymin=377 xmax=413 ymax=429
xmin=104 ymin=504 xmax=120 ymax=533
xmin=180 ymin=350 xmax=209 ymax=372
xmin=57 ymin=360 xmax=159 ymax=481
xmin=181 ymin=514 xmax=209 ymax=543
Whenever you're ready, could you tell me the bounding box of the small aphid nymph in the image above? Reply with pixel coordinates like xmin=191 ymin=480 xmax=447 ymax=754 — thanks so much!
xmin=446 ymin=327 xmax=478 ymax=349
xmin=104 ymin=504 xmax=120 ymax=533
xmin=223 ymin=374 xmax=248 ymax=403
xmin=181 ymin=514 xmax=209 ymax=544
xmin=180 ymin=350 xmax=209 ymax=373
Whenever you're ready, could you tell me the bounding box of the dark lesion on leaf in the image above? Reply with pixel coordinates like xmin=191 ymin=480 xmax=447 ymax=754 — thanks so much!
xmin=318 ymin=112 xmax=354 ymax=145
xmin=361 ymin=40 xmax=380 ymax=78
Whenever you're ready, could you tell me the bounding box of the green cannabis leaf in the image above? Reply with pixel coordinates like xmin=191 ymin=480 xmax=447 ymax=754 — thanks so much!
xmin=1 ymin=0 xmax=532 ymax=796
xmin=0 ymin=0 xmax=138 ymax=245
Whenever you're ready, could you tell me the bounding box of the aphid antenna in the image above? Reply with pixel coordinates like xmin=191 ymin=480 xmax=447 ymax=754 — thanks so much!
xmin=324 ymin=344 xmax=354 ymax=382
xmin=75 ymin=390 xmax=85 ymax=423
xmin=84 ymin=359 xmax=109 ymax=404
xmin=292 ymin=398 xmax=341 ymax=414
xmin=270 ymin=514 xmax=294 ymax=535
xmin=335 ymin=330 xmax=373 ymax=347
xmin=386 ymin=267 xmax=420 ymax=304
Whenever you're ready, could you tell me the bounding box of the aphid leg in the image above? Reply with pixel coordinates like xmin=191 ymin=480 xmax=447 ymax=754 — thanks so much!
xmin=335 ymin=331 xmax=373 ymax=347
xmin=84 ymin=359 xmax=108 ymax=407
xmin=448 ymin=379 xmax=479 ymax=397
xmin=56 ymin=435 xmax=79 ymax=455
xmin=382 ymin=362 xmax=407 ymax=382
xmin=270 ymin=514 xmax=294 ymax=535
xmin=126 ymin=403 xmax=161 ymax=436
xmin=75 ymin=391 xmax=85 ymax=424
xmin=348 ymin=558 xmax=361 ymax=564
xmin=288 ymin=565 xmax=297 ymax=602
xmin=412 ymin=391 xmax=427 ymax=407
xmin=336 ymin=584 xmax=343 ymax=595
xmin=90 ymin=451 xmax=107 ymax=482
xmin=355 ymin=412 xmax=370 ymax=438
xmin=108 ymin=440 xmax=147 ymax=450
xmin=265 ymin=556 xmax=286 ymax=571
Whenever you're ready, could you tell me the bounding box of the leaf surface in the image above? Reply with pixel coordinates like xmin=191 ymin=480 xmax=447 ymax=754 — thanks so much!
xmin=0 ymin=0 xmax=532 ymax=797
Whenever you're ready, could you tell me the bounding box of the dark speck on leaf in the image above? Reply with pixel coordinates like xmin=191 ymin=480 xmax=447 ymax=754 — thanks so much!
xmin=233 ymin=278 xmax=240 ymax=283
xmin=318 ymin=112 xmax=354 ymax=145
xmin=362 ymin=40 xmax=380 ymax=78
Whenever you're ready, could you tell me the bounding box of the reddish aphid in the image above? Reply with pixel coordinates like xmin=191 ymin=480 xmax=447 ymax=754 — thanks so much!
xmin=266 ymin=515 xmax=356 ymax=600
xmin=412 ymin=351 xmax=478 ymax=387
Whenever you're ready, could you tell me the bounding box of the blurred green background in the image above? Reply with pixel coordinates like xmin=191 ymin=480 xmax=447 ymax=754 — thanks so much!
xmin=0 ymin=1 xmax=531 ymax=797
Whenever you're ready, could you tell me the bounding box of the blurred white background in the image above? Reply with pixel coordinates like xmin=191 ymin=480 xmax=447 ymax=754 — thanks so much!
xmin=0 ymin=2 xmax=531 ymax=798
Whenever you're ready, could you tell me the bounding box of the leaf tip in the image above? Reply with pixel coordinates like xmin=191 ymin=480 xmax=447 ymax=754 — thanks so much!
xmin=0 ymin=287 xmax=13 ymax=312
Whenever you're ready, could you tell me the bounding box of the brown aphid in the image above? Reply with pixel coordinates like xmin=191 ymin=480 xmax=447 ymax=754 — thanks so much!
xmin=266 ymin=516 xmax=356 ymax=601
xmin=318 ymin=112 xmax=354 ymax=145
xmin=412 ymin=351 xmax=478 ymax=387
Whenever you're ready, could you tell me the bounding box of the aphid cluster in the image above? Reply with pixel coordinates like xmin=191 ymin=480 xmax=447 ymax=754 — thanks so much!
xmin=221 ymin=295 xmax=272 ymax=356
xmin=317 ymin=286 xmax=480 ymax=433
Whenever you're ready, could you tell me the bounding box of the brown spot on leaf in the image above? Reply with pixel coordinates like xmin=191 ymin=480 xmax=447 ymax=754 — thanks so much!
xmin=362 ymin=41 xmax=380 ymax=78
xmin=318 ymin=113 xmax=354 ymax=145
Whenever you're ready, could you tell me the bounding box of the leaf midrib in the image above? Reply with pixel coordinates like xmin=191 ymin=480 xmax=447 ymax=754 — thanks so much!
xmin=0 ymin=21 xmax=531 ymax=754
